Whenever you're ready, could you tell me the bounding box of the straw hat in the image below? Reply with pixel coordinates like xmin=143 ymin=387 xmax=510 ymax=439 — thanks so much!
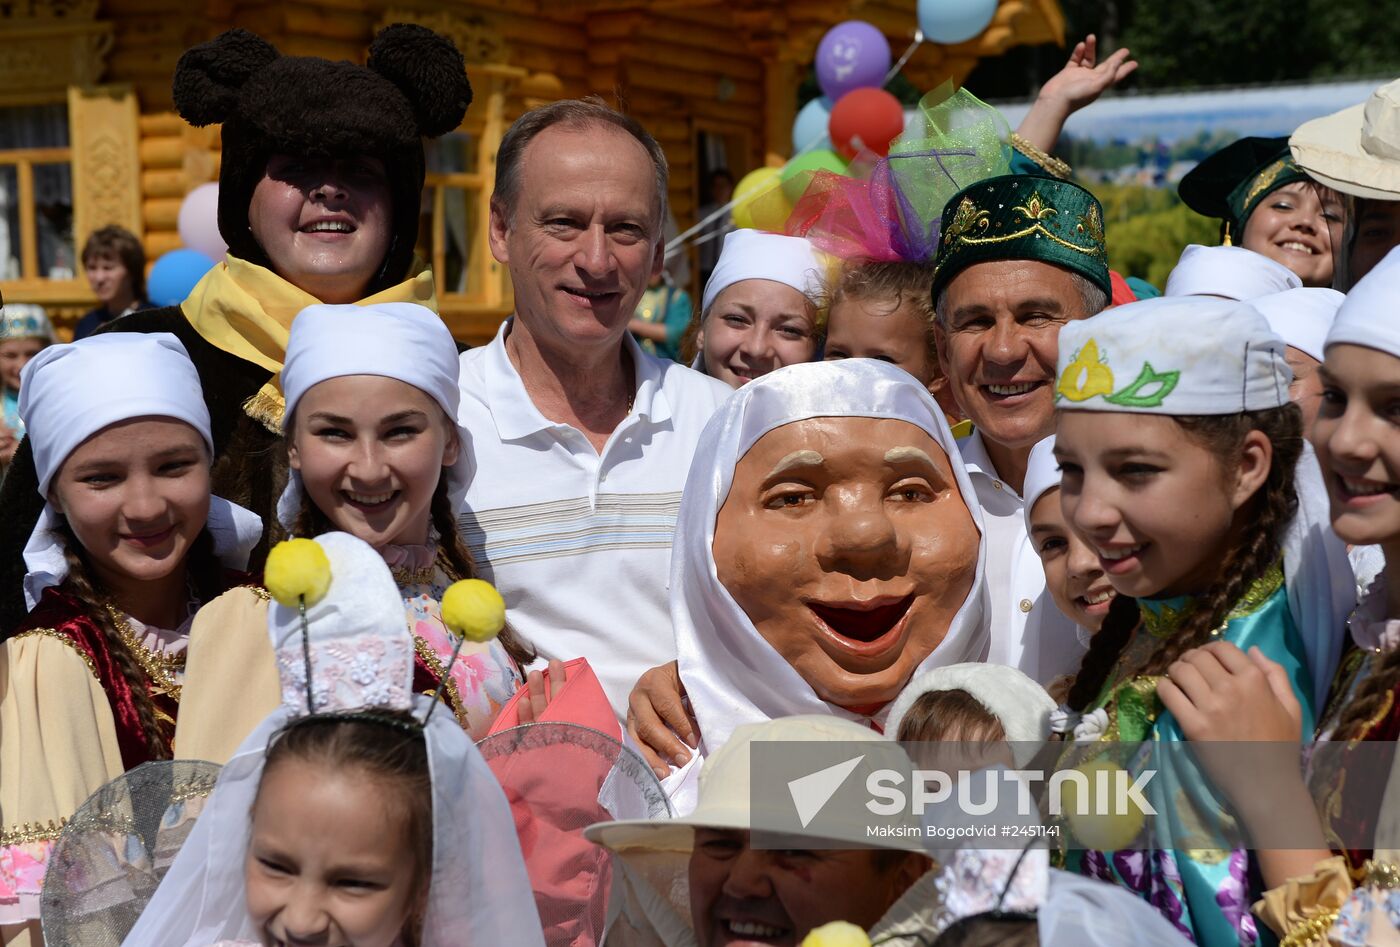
xmin=585 ymin=715 xmax=925 ymax=854
xmin=1290 ymin=79 xmax=1400 ymax=201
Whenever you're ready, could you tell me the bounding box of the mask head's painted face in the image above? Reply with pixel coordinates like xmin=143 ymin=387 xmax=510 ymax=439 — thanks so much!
xmin=712 ymin=416 xmax=977 ymax=708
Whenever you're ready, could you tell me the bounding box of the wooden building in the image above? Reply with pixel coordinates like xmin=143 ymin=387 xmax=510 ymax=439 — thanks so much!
xmin=0 ymin=0 xmax=1063 ymax=343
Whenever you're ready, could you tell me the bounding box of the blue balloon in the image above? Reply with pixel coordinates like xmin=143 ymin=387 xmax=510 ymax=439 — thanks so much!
xmin=917 ymin=0 xmax=998 ymax=44
xmin=815 ymin=21 xmax=890 ymax=101
xmin=147 ymin=248 xmax=216 ymax=307
xmin=792 ymin=96 xmax=835 ymax=154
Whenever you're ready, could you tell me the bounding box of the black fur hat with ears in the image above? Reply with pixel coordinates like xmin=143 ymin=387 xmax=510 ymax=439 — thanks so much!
xmin=173 ymin=25 xmax=472 ymax=293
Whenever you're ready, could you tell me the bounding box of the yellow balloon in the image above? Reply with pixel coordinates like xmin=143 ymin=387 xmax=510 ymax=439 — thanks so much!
xmin=731 ymin=166 xmax=782 ymax=230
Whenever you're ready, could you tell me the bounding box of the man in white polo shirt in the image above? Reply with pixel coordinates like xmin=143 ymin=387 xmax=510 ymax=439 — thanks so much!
xmin=457 ymin=99 xmax=730 ymax=717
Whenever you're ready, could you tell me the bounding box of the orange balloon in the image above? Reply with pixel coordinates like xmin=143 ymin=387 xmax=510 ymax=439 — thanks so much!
xmin=827 ymin=88 xmax=906 ymax=160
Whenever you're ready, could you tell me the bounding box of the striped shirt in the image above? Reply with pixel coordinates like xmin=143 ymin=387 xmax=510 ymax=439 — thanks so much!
xmin=457 ymin=320 xmax=732 ymax=718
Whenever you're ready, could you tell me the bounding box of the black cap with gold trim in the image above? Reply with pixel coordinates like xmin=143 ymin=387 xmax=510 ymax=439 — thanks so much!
xmin=1178 ymin=137 xmax=1310 ymax=243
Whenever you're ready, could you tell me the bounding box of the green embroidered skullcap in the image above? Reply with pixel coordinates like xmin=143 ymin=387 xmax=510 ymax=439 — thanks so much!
xmin=1178 ymin=137 xmax=1310 ymax=239
xmin=931 ymin=173 xmax=1110 ymax=300
xmin=1056 ymin=296 xmax=1291 ymax=415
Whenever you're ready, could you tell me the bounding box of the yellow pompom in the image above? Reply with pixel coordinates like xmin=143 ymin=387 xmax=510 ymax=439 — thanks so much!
xmin=800 ymin=921 xmax=872 ymax=947
xmin=264 ymin=539 xmax=332 ymax=608
xmin=1063 ymin=758 xmax=1147 ymax=851
xmin=441 ymin=579 xmax=506 ymax=643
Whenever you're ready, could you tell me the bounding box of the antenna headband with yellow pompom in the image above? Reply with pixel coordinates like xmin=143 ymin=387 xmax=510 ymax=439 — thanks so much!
xmin=262 ymin=533 xmax=504 ymax=728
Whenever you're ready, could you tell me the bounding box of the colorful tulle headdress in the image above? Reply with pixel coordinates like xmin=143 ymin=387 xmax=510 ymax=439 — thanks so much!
xmin=779 ymin=82 xmax=1012 ymax=263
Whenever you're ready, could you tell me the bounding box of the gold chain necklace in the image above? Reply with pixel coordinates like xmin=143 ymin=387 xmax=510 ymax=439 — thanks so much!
xmin=104 ymin=604 xmax=185 ymax=700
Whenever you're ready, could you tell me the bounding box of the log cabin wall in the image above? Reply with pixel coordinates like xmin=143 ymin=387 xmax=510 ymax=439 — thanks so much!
xmin=0 ymin=0 xmax=1062 ymax=342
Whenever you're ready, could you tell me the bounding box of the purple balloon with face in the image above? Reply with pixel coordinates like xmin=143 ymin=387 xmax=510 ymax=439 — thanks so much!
xmin=815 ymin=21 xmax=891 ymax=101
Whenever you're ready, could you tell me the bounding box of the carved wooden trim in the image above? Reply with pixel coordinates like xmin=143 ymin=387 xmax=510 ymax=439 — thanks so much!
xmin=0 ymin=0 xmax=114 ymax=96
xmin=69 ymin=84 xmax=144 ymax=244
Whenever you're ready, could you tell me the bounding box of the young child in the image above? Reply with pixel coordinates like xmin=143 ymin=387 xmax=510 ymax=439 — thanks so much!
xmin=822 ymin=260 xmax=964 ymax=425
xmin=0 ymin=333 xmax=260 ymax=941
xmin=890 ymin=662 xmax=1056 ymax=751
xmin=1152 ymin=249 xmax=1400 ymax=945
xmin=177 ymin=303 xmax=541 ymax=761
xmin=0 ymin=303 xmax=55 ymax=466
xmin=123 ymin=532 xmax=545 ymax=947
xmin=1052 ymin=295 xmax=1317 ymax=946
xmin=1022 ymin=436 xmax=1124 ymax=697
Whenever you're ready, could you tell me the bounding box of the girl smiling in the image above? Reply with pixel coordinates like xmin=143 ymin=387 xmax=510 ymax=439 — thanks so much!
xmin=177 ymin=304 xmax=545 ymax=763
xmin=0 ymin=334 xmax=260 ymax=941
xmin=1052 ymin=296 xmax=1316 ymax=946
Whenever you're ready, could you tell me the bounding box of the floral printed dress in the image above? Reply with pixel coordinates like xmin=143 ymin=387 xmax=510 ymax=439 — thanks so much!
xmin=1062 ymin=564 xmax=1317 ymax=947
xmin=395 ymin=554 xmax=523 ymax=741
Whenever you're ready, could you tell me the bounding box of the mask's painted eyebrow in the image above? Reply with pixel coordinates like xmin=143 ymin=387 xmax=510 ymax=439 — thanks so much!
xmin=767 ymin=449 xmax=825 ymax=478
xmin=884 ymin=446 xmax=935 ymax=465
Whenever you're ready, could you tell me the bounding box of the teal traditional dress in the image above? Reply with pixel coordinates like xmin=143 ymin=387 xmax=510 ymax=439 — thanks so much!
xmin=1062 ymin=563 xmax=1317 ymax=947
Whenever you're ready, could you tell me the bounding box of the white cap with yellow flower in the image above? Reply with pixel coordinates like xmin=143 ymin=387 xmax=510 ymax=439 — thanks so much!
xmin=1055 ymin=296 xmax=1292 ymax=416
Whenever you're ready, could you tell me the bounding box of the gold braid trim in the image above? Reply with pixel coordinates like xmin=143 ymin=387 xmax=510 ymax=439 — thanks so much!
xmin=1 ymin=819 xmax=65 ymax=846
xmin=10 ymin=628 xmax=100 ymax=681
xmin=1278 ymin=908 xmax=1340 ymax=947
xmin=1009 ymin=132 xmax=1072 ymax=179
xmin=413 ymin=636 xmax=470 ymax=728
xmin=243 ymin=585 xmax=271 ymax=602
xmin=1364 ymin=860 xmax=1400 ymax=889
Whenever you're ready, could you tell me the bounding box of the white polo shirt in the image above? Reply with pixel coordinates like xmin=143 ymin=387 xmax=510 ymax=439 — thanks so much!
xmin=957 ymin=430 xmax=1085 ymax=686
xmin=457 ymin=320 xmax=732 ymax=718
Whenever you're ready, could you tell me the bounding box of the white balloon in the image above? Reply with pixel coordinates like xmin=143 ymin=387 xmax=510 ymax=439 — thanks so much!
xmin=176 ymin=182 xmax=227 ymax=261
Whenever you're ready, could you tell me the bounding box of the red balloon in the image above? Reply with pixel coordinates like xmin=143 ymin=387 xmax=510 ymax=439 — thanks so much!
xmin=827 ymin=87 xmax=905 ymax=160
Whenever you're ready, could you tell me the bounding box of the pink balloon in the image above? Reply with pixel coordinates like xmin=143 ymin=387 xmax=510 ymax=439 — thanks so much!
xmin=177 ymin=183 xmax=227 ymax=261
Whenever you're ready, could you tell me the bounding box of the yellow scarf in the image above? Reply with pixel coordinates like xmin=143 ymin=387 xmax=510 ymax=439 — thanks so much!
xmin=181 ymin=257 xmax=437 ymax=430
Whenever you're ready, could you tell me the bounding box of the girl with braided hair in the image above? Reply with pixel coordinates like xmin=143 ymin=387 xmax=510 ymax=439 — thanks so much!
xmin=1146 ymin=251 xmax=1400 ymax=947
xmin=0 ymin=334 xmax=260 ymax=944
xmin=1051 ymin=296 xmax=1318 ymax=946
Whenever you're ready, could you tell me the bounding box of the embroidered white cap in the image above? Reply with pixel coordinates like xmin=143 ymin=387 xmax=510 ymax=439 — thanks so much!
xmin=1056 ymin=295 xmax=1292 ymax=415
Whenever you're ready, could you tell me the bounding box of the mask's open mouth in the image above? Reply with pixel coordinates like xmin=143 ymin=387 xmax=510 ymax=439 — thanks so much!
xmin=807 ymin=594 xmax=915 ymax=644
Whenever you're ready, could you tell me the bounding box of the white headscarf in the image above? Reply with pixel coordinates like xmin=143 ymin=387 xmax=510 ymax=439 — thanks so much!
xmin=1249 ymin=287 xmax=1344 ymax=362
xmin=1163 ymin=244 xmax=1302 ymax=299
xmin=122 ymin=532 xmax=545 ymax=946
xmin=700 ymin=229 xmax=824 ymax=315
xmin=673 ymin=359 xmax=989 ymax=756
xmin=18 ymin=333 xmax=261 ymax=610
xmin=275 ymin=302 xmax=470 ymax=530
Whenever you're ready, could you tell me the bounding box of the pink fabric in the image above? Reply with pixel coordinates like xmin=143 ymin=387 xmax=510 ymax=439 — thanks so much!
xmin=0 ymin=838 xmax=53 ymax=925
xmin=377 ymin=541 xmax=437 ymax=571
xmin=485 ymin=660 xmax=622 ymax=947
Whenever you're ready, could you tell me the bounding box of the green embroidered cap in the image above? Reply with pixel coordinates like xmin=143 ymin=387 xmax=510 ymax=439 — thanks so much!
xmin=931 ymin=173 xmax=1110 ymax=300
xmin=1177 ymin=137 xmax=1310 ymax=240
xmin=1055 ymin=296 xmax=1291 ymax=415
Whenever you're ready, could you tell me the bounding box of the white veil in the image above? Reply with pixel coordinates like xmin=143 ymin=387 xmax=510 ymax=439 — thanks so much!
xmin=118 ymin=532 xmax=546 ymax=946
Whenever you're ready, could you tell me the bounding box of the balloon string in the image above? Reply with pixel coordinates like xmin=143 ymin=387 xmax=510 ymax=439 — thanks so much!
xmin=666 ymin=124 xmax=827 ymax=255
xmin=669 ymin=31 xmax=923 ymax=257
xmin=885 ymin=30 xmax=925 ymax=84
